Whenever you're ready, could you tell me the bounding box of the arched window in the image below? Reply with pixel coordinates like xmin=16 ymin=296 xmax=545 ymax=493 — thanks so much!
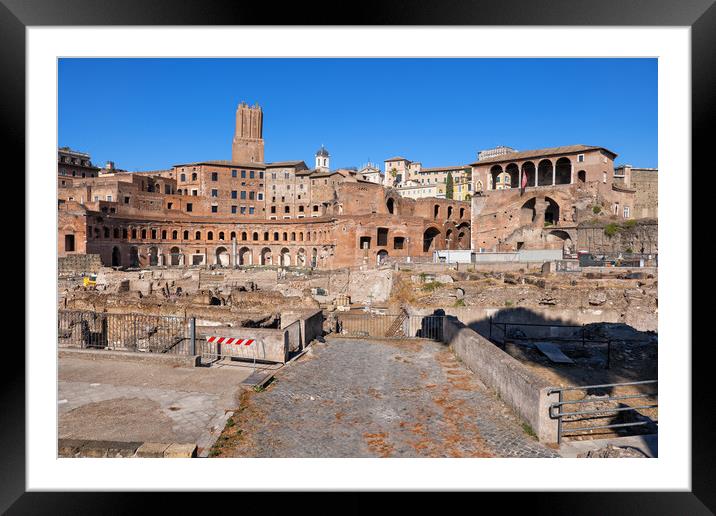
xmin=207 ymin=231 xmax=214 ymax=241
xmin=195 ymin=231 xmax=201 ymax=240
xmin=183 ymin=230 xmax=189 ymax=240
xmin=172 ymin=230 xmax=178 ymax=239
xmin=219 ymin=232 xmax=225 ymax=241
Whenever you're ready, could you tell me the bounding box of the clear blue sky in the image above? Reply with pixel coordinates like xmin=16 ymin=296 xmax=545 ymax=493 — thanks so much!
xmin=58 ymin=58 xmax=657 ymax=171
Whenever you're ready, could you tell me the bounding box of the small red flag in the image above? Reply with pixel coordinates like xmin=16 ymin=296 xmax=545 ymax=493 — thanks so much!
xmin=521 ymin=171 xmax=528 ymax=195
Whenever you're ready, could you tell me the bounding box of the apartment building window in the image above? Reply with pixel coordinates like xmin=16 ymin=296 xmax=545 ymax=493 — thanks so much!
xmin=211 ymin=205 xmax=218 ymax=213
xmin=192 ymin=173 xmax=197 ymax=180
xmin=249 ymin=207 xmax=255 ymax=214
xmin=107 ymin=196 xmax=112 ymax=202
xmin=232 ymin=169 xmax=237 ymax=178
xmin=623 ymin=206 xmax=630 ymax=218
xmin=167 ymin=202 xmax=173 ymax=209
xmin=271 ymin=206 xmax=276 ymax=214
xmin=299 ymin=205 xmax=304 ymax=212
xmin=284 ymin=206 xmax=290 ymax=213
xmin=231 ymin=205 xmax=237 ymax=214
xmin=64 ymin=234 xmax=75 ymax=252
xmin=180 ymin=173 xmax=186 ymax=181
xmin=259 ymin=171 xmax=264 ymax=179
xmin=211 ymin=189 xmax=218 ymax=197
xmin=240 ymin=206 xmax=246 ymax=214
xmin=240 ymin=191 xmax=246 ymax=200
xmin=211 ymin=172 xmax=218 ymax=181
xmin=249 ymin=191 xmax=255 ymax=200
xmin=192 ymin=189 xmax=198 ymax=196
xmin=249 ymin=170 xmax=255 ymax=179
xmin=231 ymin=190 xmax=237 ymax=199
xmin=578 ymin=154 xmax=585 ymax=162
xmin=241 ymin=170 xmax=246 ymax=178
xmin=186 ymin=203 xmax=193 ymax=212
xmin=257 ymin=193 xmax=263 ymax=200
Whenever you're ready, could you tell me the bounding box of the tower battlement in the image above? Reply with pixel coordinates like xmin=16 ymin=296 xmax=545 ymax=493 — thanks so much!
xmin=232 ymin=101 xmax=264 ymax=163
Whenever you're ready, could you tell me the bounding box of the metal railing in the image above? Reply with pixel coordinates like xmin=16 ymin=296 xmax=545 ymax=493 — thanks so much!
xmin=58 ymin=310 xmax=191 ymax=355
xmin=488 ymin=318 xmax=654 ymax=369
xmin=333 ymin=312 xmax=445 ymax=341
xmin=548 ymin=380 xmax=658 ymax=443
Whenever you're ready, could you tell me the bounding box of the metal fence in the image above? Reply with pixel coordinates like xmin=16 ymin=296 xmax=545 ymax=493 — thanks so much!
xmin=548 ymin=380 xmax=658 ymax=443
xmin=333 ymin=312 xmax=445 ymax=340
xmin=58 ymin=310 xmax=191 ymax=354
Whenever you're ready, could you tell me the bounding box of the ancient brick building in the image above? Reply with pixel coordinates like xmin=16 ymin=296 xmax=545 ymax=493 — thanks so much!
xmin=469 ymin=145 xmax=638 ymax=254
xmin=57 ymin=102 xmax=471 ymax=269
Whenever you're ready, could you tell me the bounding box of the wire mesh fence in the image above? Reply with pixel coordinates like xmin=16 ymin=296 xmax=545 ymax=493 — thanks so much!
xmin=333 ymin=312 xmax=445 ymax=340
xmin=58 ymin=310 xmax=190 ymax=354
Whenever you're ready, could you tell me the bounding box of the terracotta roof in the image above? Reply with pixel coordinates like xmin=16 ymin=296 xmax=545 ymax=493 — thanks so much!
xmin=172 ymin=160 xmax=267 ymax=169
xmin=418 ymin=165 xmax=470 ymax=173
xmin=265 ymin=160 xmax=307 ymax=168
xmin=384 ymin=156 xmax=410 ymax=162
xmin=469 ymin=145 xmax=617 ymax=166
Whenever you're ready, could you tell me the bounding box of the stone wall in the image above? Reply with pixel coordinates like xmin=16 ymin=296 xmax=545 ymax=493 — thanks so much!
xmin=577 ymin=219 xmax=657 ymax=255
xmin=442 ymin=317 xmax=558 ymax=442
xmin=58 ymin=254 xmax=102 ymax=275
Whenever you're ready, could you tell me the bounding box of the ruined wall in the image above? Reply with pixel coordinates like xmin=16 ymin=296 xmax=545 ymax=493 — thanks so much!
xmin=58 ymin=254 xmax=102 ymax=275
xmin=577 ymin=219 xmax=658 ymax=255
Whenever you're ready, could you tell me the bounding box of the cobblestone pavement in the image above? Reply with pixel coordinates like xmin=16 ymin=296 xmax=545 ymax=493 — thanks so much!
xmin=58 ymin=357 xmax=252 ymax=456
xmin=224 ymin=338 xmax=558 ymax=458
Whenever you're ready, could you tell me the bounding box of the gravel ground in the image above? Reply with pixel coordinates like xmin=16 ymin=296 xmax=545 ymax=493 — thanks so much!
xmin=217 ymin=337 xmax=557 ymax=458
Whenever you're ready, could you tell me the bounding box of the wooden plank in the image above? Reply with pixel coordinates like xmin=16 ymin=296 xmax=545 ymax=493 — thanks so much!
xmin=535 ymin=342 xmax=574 ymax=364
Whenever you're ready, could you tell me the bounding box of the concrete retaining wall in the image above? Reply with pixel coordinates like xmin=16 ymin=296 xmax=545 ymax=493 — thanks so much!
xmin=281 ymin=309 xmax=323 ymax=350
xmin=197 ymin=325 xmax=289 ymax=363
xmin=442 ymin=317 xmax=558 ymax=443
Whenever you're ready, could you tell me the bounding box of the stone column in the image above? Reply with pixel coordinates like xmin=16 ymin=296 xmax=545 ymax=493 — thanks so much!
xmin=552 ymin=163 xmax=556 ymax=186
xmin=534 ymin=198 xmax=548 ymax=227
xmin=570 ymin=162 xmax=574 ymax=184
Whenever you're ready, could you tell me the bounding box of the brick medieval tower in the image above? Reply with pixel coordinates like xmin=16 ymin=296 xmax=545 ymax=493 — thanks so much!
xmin=232 ymin=102 xmax=264 ymax=163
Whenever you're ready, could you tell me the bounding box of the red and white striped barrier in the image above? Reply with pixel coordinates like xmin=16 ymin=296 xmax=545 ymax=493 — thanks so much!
xmin=206 ymin=336 xmax=255 ymax=346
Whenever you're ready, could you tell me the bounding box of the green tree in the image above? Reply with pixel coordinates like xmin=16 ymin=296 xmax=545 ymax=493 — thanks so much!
xmin=445 ymin=171 xmax=454 ymax=200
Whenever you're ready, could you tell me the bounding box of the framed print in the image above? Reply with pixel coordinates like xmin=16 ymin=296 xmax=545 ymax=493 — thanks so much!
xmin=6 ymin=0 xmax=711 ymax=512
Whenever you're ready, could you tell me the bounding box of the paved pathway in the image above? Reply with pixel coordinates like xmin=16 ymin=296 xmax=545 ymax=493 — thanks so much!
xmin=59 ymin=357 xmax=253 ymax=456
xmin=224 ymin=338 xmax=557 ymax=458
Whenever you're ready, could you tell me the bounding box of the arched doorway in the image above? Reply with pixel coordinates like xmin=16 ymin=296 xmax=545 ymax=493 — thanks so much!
xmin=545 ymin=197 xmax=560 ymax=225
xmin=446 ymin=229 xmax=454 ymax=249
xmin=239 ymin=247 xmax=252 ymax=266
xmin=280 ymin=248 xmax=291 ymax=266
xmin=260 ymin=247 xmax=272 ymax=265
xmin=423 ymin=227 xmax=441 ymax=252
xmin=577 ymin=170 xmax=586 ymax=183
xmin=490 ymin=165 xmax=502 ymax=190
xmin=537 ymin=159 xmax=553 ymax=186
xmin=215 ymin=246 xmax=230 ymax=267
xmin=548 ymin=230 xmax=573 ymax=255
xmin=148 ymin=246 xmax=159 ymax=266
xmin=521 ymin=161 xmax=536 ymax=188
xmin=296 ymin=248 xmax=306 ymax=267
xmin=111 ymin=246 xmax=121 ymax=267
xmin=505 ymin=163 xmax=519 ymax=188
xmin=555 ymin=157 xmax=572 ymax=184
xmin=129 ymin=246 xmax=139 ymax=268
xmin=169 ymin=246 xmax=182 ymax=266
xmin=520 ymin=197 xmax=537 ymax=225
xmin=311 ymin=248 xmax=318 ymax=268
xmin=377 ymin=250 xmax=389 ymax=265
xmin=386 ymin=197 xmax=395 ymax=215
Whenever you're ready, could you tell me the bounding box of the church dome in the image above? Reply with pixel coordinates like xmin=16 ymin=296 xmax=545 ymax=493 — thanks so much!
xmin=316 ymin=145 xmax=330 ymax=157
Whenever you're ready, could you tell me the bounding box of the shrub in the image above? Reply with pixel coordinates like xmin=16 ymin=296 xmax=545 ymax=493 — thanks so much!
xmin=622 ymin=219 xmax=637 ymax=228
xmin=592 ymin=205 xmax=602 ymax=214
xmin=604 ymin=223 xmax=621 ymax=237
xmin=421 ymin=281 xmax=442 ymax=292
xmin=454 ymin=299 xmax=466 ymax=307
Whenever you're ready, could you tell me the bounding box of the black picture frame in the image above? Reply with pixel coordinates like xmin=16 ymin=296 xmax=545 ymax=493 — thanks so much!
xmin=6 ymin=0 xmax=708 ymax=512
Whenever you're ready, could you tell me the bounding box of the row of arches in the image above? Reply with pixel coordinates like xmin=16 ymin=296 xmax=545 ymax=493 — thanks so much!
xmin=422 ymin=222 xmax=470 ymax=252
xmin=488 ymin=157 xmax=585 ymax=190
xmin=90 ymin=225 xmax=333 ymax=245
xmin=112 ymin=245 xmax=322 ymax=268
